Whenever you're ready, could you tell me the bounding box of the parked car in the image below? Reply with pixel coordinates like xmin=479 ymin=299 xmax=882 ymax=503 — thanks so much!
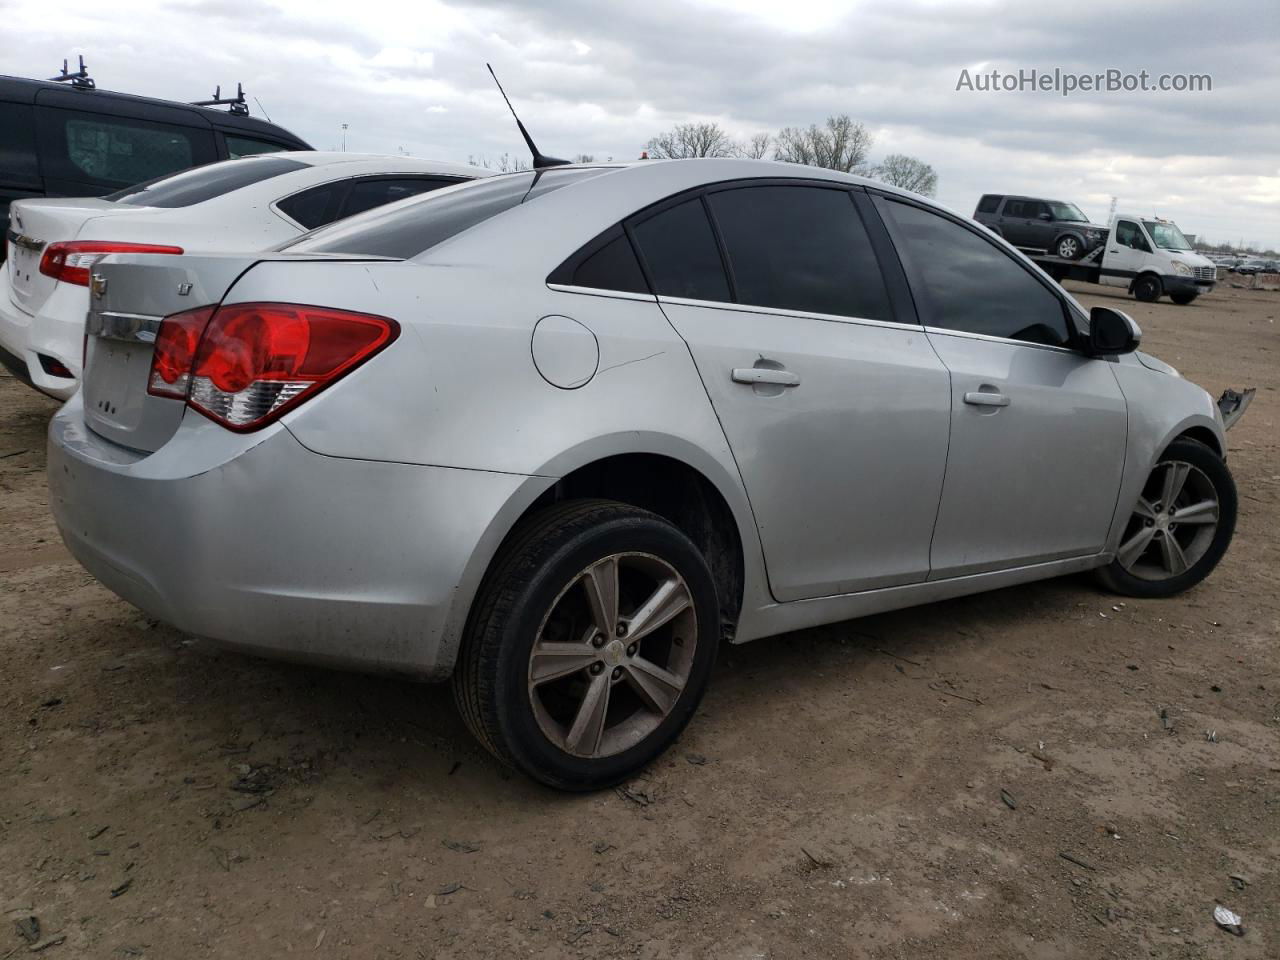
xmin=0 ymin=73 xmax=311 ymax=241
xmin=1 ymin=153 xmax=489 ymax=397
xmin=974 ymin=193 xmax=1108 ymax=260
xmin=1030 ymin=214 xmax=1218 ymax=305
xmin=48 ymin=160 xmax=1251 ymax=790
xmin=1233 ymin=259 xmax=1270 ymax=275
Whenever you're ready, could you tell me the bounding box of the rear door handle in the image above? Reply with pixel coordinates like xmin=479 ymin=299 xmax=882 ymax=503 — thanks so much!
xmin=963 ymin=391 xmax=1010 ymax=407
xmin=732 ymin=368 xmax=800 ymax=387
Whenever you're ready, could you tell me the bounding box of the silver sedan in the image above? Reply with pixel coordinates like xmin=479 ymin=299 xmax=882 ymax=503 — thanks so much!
xmin=47 ymin=159 xmax=1250 ymax=789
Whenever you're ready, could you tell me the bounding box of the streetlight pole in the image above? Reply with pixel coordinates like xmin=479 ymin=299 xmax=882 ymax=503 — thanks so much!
xmin=341 ymin=123 xmax=348 ymax=152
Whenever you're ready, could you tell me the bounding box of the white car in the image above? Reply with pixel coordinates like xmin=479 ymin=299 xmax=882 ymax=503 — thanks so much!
xmin=0 ymin=153 xmax=489 ymax=398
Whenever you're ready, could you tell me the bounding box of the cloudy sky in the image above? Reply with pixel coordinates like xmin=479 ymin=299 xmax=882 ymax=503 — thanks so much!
xmin=6 ymin=0 xmax=1279 ymax=248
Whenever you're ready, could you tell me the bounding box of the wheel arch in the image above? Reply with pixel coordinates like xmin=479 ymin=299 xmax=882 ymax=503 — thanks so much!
xmin=1128 ymin=270 xmax=1164 ymax=295
xmin=437 ymin=434 xmax=765 ymax=677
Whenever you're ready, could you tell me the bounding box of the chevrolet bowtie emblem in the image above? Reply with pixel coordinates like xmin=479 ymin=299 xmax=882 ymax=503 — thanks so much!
xmin=90 ymin=273 xmax=108 ymax=299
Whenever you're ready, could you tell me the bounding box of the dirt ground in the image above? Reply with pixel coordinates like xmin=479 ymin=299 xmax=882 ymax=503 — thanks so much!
xmin=1 ymin=281 xmax=1276 ymax=959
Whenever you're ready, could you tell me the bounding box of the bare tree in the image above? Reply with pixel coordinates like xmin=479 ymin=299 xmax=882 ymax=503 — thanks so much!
xmin=773 ymin=115 xmax=874 ymax=173
xmin=871 ymin=154 xmax=938 ymax=197
xmin=646 ymin=122 xmax=737 ymax=159
xmin=467 ymin=152 xmax=530 ymax=173
xmin=737 ymin=132 xmax=773 ymax=160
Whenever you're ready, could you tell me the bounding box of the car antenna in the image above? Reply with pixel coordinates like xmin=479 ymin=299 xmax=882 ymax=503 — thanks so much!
xmin=486 ymin=64 xmax=569 ymax=169
xmin=48 ymin=55 xmax=95 ymax=90
xmin=192 ymin=82 xmax=250 ymax=116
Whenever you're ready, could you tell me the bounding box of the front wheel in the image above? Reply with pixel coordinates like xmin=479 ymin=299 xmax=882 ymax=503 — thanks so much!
xmin=1055 ymin=236 xmax=1082 ymax=260
xmin=453 ymin=500 xmax=720 ymax=790
xmin=1170 ymin=292 xmax=1197 ymax=305
xmin=1096 ymin=439 xmax=1236 ymax=598
xmin=1133 ymin=274 xmax=1163 ymax=302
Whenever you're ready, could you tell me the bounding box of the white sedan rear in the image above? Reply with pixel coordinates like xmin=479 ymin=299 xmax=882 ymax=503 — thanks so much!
xmin=0 ymin=153 xmax=489 ymax=398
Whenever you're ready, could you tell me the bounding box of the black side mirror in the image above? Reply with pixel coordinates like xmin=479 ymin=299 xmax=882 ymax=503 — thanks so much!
xmin=1039 ymin=212 xmax=1053 ymax=221
xmin=1088 ymin=306 xmax=1142 ymax=356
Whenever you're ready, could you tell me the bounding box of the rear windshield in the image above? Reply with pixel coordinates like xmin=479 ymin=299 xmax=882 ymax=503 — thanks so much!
xmin=284 ymin=167 xmax=614 ymax=259
xmin=105 ymin=156 xmax=308 ymax=208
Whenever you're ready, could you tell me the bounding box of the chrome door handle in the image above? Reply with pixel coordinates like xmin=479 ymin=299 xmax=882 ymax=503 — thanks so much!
xmin=732 ymin=368 xmax=800 ymax=387
xmin=963 ymin=391 xmax=1010 ymax=407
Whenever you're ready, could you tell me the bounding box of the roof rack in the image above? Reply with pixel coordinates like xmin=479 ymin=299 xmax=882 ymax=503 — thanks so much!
xmin=48 ymin=55 xmax=95 ymax=90
xmin=191 ymin=82 xmax=249 ymax=116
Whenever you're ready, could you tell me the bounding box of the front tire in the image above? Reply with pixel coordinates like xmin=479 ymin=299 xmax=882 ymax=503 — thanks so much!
xmin=453 ymin=499 xmax=720 ymax=790
xmin=1133 ymin=274 xmax=1163 ymax=302
xmin=1096 ymin=439 xmax=1236 ymax=598
xmin=1055 ymin=235 xmax=1082 ymax=260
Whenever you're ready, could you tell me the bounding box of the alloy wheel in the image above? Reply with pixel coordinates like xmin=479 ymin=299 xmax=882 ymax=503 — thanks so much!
xmin=1116 ymin=460 xmax=1220 ymax=581
xmin=1058 ymin=237 xmax=1079 ymax=259
xmin=527 ymin=552 xmax=698 ymax=758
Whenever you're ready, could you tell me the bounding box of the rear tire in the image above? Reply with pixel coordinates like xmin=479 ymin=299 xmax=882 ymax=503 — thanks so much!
xmin=453 ymin=499 xmax=720 ymax=790
xmin=1096 ymin=439 xmax=1236 ymax=598
xmin=1133 ymin=274 xmax=1162 ymax=303
xmin=1170 ymin=292 xmax=1197 ymax=305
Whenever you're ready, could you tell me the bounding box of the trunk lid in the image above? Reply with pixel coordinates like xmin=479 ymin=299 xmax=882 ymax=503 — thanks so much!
xmin=82 ymin=253 xmax=261 ymax=452
xmin=6 ymin=198 xmax=122 ymax=315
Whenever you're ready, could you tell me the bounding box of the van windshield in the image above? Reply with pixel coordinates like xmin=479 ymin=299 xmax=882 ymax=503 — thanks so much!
xmin=1143 ymin=221 xmax=1193 ymax=251
xmin=1047 ymin=202 xmax=1087 ymax=222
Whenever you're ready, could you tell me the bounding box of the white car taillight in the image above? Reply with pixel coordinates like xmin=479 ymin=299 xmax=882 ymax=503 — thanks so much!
xmin=146 ymin=302 xmax=398 ymax=431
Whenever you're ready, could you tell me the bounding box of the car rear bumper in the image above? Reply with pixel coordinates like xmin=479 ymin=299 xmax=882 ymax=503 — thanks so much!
xmin=47 ymin=395 xmax=540 ymax=679
xmin=0 ymin=287 xmax=81 ymax=400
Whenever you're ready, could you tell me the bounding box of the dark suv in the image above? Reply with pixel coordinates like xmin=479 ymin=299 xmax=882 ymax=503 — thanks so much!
xmin=974 ymin=194 xmax=1107 ymax=261
xmin=1 ymin=74 xmax=311 ymax=247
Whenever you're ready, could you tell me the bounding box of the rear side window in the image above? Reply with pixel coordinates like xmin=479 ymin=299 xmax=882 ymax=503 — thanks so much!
xmin=875 ymin=197 xmax=1072 ymax=347
xmin=630 ymin=198 xmax=730 ymax=302
xmin=553 ymin=228 xmax=650 ymax=294
xmin=976 ymin=195 xmax=1001 ymax=214
xmin=43 ymin=111 xmax=207 ymax=189
xmin=105 ymin=156 xmax=308 ymax=207
xmin=277 ymin=182 xmax=345 ymax=229
xmin=288 ymin=167 xmax=611 ymax=258
xmin=341 ymin=177 xmax=459 ymax=218
xmin=707 ymin=185 xmax=892 ymax=320
xmin=0 ymin=103 xmax=40 ymax=188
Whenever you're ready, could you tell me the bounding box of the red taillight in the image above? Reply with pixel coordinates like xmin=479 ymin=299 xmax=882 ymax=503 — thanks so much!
xmin=145 ymin=302 xmax=398 ymax=431
xmin=40 ymin=241 xmax=184 ymax=286
xmin=147 ymin=305 xmax=216 ymax=398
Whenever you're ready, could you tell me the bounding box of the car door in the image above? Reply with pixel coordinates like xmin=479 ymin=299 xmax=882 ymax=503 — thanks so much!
xmin=871 ymin=193 xmax=1127 ymax=578
xmin=1025 ymin=201 xmax=1054 ymax=249
xmin=1101 ymin=219 xmax=1153 ymax=288
xmin=627 ymin=182 xmax=952 ymax=601
xmin=999 ymin=198 xmax=1030 ymax=246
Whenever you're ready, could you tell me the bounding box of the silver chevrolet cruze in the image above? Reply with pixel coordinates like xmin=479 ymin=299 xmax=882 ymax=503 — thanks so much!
xmin=48 ymin=159 xmax=1248 ymax=789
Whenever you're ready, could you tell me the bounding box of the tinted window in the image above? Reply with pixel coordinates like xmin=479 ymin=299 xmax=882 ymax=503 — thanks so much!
xmin=707 ymin=185 xmax=891 ymax=320
xmin=226 ymin=135 xmax=288 ymax=158
xmin=341 ymin=177 xmax=457 ymax=218
xmin=277 ymin=182 xmax=345 ymax=229
xmin=0 ymin=103 xmax=40 ymax=188
xmin=1116 ymin=220 xmax=1151 ymax=252
xmin=630 ymin=198 xmax=729 ymax=302
xmin=46 ymin=112 xmax=203 ymax=188
xmin=105 ymin=155 xmax=307 ymax=207
xmin=568 ymin=232 xmax=649 ymax=294
xmin=288 ymin=168 xmax=611 ymax=258
xmin=1002 ymin=199 xmax=1026 ymax=218
xmin=1028 ymin=202 xmax=1049 ymax=219
xmin=976 ymin=195 xmax=1001 ymax=214
xmin=876 ymin=197 xmax=1072 ymax=347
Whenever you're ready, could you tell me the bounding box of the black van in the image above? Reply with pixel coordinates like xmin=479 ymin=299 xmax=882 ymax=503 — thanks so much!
xmin=1 ymin=74 xmax=311 ymax=243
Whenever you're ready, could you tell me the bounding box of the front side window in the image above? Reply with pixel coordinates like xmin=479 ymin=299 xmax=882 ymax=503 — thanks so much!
xmin=629 ymin=198 xmax=730 ymax=302
xmin=876 ymin=196 xmax=1072 ymax=347
xmin=225 ymin=135 xmax=288 ymax=158
xmin=106 ymin=155 xmax=307 ymax=207
xmin=1143 ymin=220 xmax=1191 ymax=251
xmin=1115 ymin=220 xmax=1151 ymax=252
xmin=287 ymin=167 xmax=611 ymax=258
xmin=707 ymin=185 xmax=892 ymax=320
xmin=1048 ymin=202 xmax=1087 ymax=222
